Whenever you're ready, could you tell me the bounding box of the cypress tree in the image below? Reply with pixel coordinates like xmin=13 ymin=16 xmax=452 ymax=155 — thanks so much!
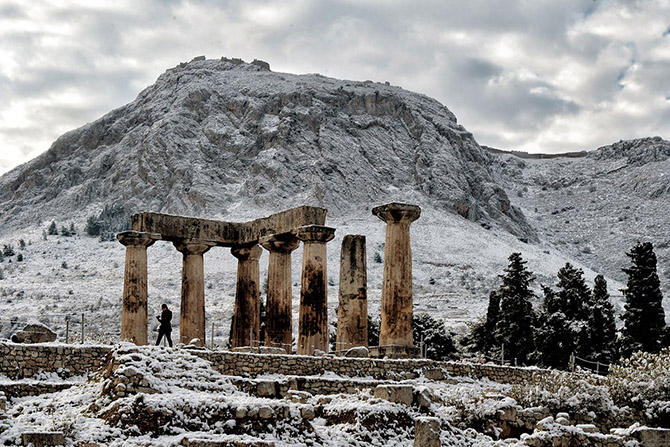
xmin=620 ymin=242 xmax=666 ymax=356
xmin=588 ymin=275 xmax=617 ymax=363
xmin=495 ymin=253 xmax=536 ymax=364
xmin=555 ymin=263 xmax=592 ymax=357
xmin=535 ymin=285 xmax=573 ymax=368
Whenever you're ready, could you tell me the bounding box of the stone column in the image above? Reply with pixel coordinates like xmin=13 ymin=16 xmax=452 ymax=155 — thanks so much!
xmin=117 ymin=231 xmax=160 ymax=345
xmin=173 ymin=239 xmax=216 ymax=346
xmin=230 ymin=245 xmax=263 ymax=348
xmin=260 ymin=233 xmax=300 ymax=351
xmin=372 ymin=203 xmax=421 ymax=348
xmin=336 ymin=234 xmax=368 ymax=351
xmin=295 ymin=225 xmax=336 ymax=355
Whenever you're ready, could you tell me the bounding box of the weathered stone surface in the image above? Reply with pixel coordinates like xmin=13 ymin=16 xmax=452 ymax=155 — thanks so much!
xmin=415 ymin=417 xmax=440 ymax=447
xmin=132 ymin=206 xmax=326 ymax=246
xmin=117 ymin=231 xmax=160 ymax=345
xmin=21 ymin=432 xmax=65 ymax=447
xmin=296 ymin=226 xmax=335 ymax=355
xmin=631 ymin=427 xmax=670 ymax=446
xmin=344 ymin=346 xmax=369 ymax=358
xmin=256 ymin=381 xmax=277 ymax=398
xmin=11 ymin=323 xmax=57 ymax=344
xmin=336 ymin=235 xmax=368 ymax=352
xmin=372 ymin=203 xmax=420 ymax=348
xmin=374 ymin=384 xmax=414 ymax=405
xmin=260 ymin=233 xmax=300 ymax=351
xmin=174 ymin=240 xmax=216 ymax=347
xmin=230 ymin=245 xmax=263 ymax=349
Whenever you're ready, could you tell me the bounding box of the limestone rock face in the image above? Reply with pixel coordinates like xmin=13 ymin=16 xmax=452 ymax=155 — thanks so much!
xmin=11 ymin=323 xmax=57 ymax=344
xmin=0 ymin=58 xmax=532 ymax=238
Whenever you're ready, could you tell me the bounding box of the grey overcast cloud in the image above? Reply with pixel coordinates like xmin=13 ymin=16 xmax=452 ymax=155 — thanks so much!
xmin=0 ymin=0 xmax=669 ymax=175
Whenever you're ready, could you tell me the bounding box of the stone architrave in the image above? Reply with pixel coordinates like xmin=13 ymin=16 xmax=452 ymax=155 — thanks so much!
xmin=173 ymin=239 xmax=216 ymax=346
xmin=260 ymin=233 xmax=300 ymax=351
xmin=336 ymin=235 xmax=368 ymax=351
xmin=372 ymin=203 xmax=421 ymax=347
xmin=295 ymin=225 xmax=336 ymax=355
xmin=230 ymin=245 xmax=263 ymax=348
xmin=117 ymin=231 xmax=160 ymax=345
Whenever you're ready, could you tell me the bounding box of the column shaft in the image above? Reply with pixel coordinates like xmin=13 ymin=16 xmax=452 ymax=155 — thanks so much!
xmin=296 ymin=225 xmax=335 ymax=355
xmin=336 ymin=235 xmax=368 ymax=351
xmin=372 ymin=203 xmax=421 ymax=348
xmin=231 ymin=245 xmax=263 ymax=348
xmin=174 ymin=240 xmax=214 ymax=346
xmin=118 ymin=232 xmax=158 ymax=345
xmin=261 ymin=234 xmax=300 ymax=351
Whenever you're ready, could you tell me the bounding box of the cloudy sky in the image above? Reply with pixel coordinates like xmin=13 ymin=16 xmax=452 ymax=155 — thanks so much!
xmin=1 ymin=0 xmax=669 ymax=175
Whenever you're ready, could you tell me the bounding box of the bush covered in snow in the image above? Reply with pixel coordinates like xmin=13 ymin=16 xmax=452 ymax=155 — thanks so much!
xmin=606 ymin=348 xmax=670 ymax=425
xmin=508 ymin=370 xmax=613 ymax=420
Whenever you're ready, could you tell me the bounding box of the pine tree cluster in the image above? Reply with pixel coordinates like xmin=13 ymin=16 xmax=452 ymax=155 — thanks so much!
xmin=468 ymin=242 xmax=666 ymax=369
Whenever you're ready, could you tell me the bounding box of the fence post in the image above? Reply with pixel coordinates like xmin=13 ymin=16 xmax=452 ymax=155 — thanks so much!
xmin=81 ymin=313 xmax=85 ymax=344
xmin=420 ymin=334 xmax=425 ymax=358
xmin=596 ymin=361 xmax=600 ymax=375
xmin=65 ymin=316 xmax=70 ymax=344
xmin=501 ymin=343 xmax=505 ymax=366
xmin=211 ymin=322 xmax=214 ymax=349
xmin=569 ymin=352 xmax=575 ymax=372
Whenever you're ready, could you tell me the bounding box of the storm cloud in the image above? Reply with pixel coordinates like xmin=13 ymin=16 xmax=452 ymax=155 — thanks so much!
xmin=0 ymin=0 xmax=668 ymax=174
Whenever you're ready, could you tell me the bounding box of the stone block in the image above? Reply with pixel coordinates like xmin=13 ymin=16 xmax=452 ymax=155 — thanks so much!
xmin=344 ymin=346 xmax=369 ymax=358
xmin=415 ymin=417 xmax=440 ymax=447
xmin=21 ymin=432 xmax=65 ymax=446
xmin=12 ymin=324 xmax=57 ymax=344
xmin=422 ymin=368 xmax=445 ymax=380
xmin=255 ymin=381 xmax=277 ymax=398
xmin=374 ymin=385 xmax=414 ymax=406
xmin=631 ymin=427 xmax=670 ymax=446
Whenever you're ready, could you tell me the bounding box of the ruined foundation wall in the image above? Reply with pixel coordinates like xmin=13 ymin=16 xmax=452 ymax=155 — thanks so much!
xmin=0 ymin=341 xmax=570 ymax=385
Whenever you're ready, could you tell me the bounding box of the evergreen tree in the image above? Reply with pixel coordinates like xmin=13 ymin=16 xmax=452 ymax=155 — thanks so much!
xmin=620 ymin=242 xmax=666 ymax=356
xmin=535 ymin=285 xmax=574 ymax=368
xmin=2 ymin=244 xmax=15 ymax=257
xmin=413 ymin=313 xmax=457 ymax=361
xmin=367 ymin=315 xmax=380 ymax=347
xmin=48 ymin=221 xmax=58 ymax=235
xmin=467 ymin=290 xmax=501 ymax=353
xmin=495 ymin=253 xmax=536 ymax=364
xmin=588 ymin=275 xmax=617 ymax=363
xmin=555 ymin=263 xmax=592 ymax=357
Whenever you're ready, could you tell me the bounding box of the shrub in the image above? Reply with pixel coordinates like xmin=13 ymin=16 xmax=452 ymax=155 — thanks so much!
xmin=606 ymin=348 xmax=670 ymax=422
xmin=48 ymin=221 xmax=58 ymax=235
xmin=509 ymin=370 xmax=613 ymax=419
xmin=2 ymin=245 xmax=15 ymax=257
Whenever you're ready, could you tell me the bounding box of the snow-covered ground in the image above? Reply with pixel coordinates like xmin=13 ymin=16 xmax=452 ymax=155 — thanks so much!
xmin=0 ymin=201 xmax=628 ymax=344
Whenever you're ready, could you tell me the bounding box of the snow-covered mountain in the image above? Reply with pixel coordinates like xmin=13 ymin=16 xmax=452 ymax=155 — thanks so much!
xmin=0 ymin=58 xmax=667 ymax=341
xmin=0 ymin=57 xmax=530 ymax=238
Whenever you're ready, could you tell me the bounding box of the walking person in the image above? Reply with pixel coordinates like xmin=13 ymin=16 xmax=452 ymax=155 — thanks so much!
xmin=156 ymin=303 xmax=173 ymax=347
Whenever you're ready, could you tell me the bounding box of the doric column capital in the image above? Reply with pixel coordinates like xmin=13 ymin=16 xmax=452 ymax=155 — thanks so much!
xmin=173 ymin=239 xmax=216 ymax=256
xmin=260 ymin=233 xmax=301 ymax=253
xmin=295 ymin=225 xmax=336 ymax=244
xmin=372 ymin=203 xmax=421 ymax=224
xmin=117 ymin=231 xmax=161 ymax=248
xmin=231 ymin=244 xmax=263 ymax=261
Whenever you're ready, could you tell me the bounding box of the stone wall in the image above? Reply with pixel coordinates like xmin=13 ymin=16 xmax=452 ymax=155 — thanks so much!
xmin=196 ymin=350 xmax=553 ymax=384
xmin=0 ymin=341 xmax=562 ymax=385
xmin=0 ymin=342 xmax=110 ymax=379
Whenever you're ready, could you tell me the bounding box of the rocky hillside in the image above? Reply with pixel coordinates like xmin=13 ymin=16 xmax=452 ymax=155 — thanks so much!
xmin=0 ymin=57 xmax=531 ymax=239
xmin=490 ymin=136 xmax=670 ymax=295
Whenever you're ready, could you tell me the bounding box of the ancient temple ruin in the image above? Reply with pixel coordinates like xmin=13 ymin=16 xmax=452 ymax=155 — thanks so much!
xmin=118 ymin=202 xmax=420 ymax=357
